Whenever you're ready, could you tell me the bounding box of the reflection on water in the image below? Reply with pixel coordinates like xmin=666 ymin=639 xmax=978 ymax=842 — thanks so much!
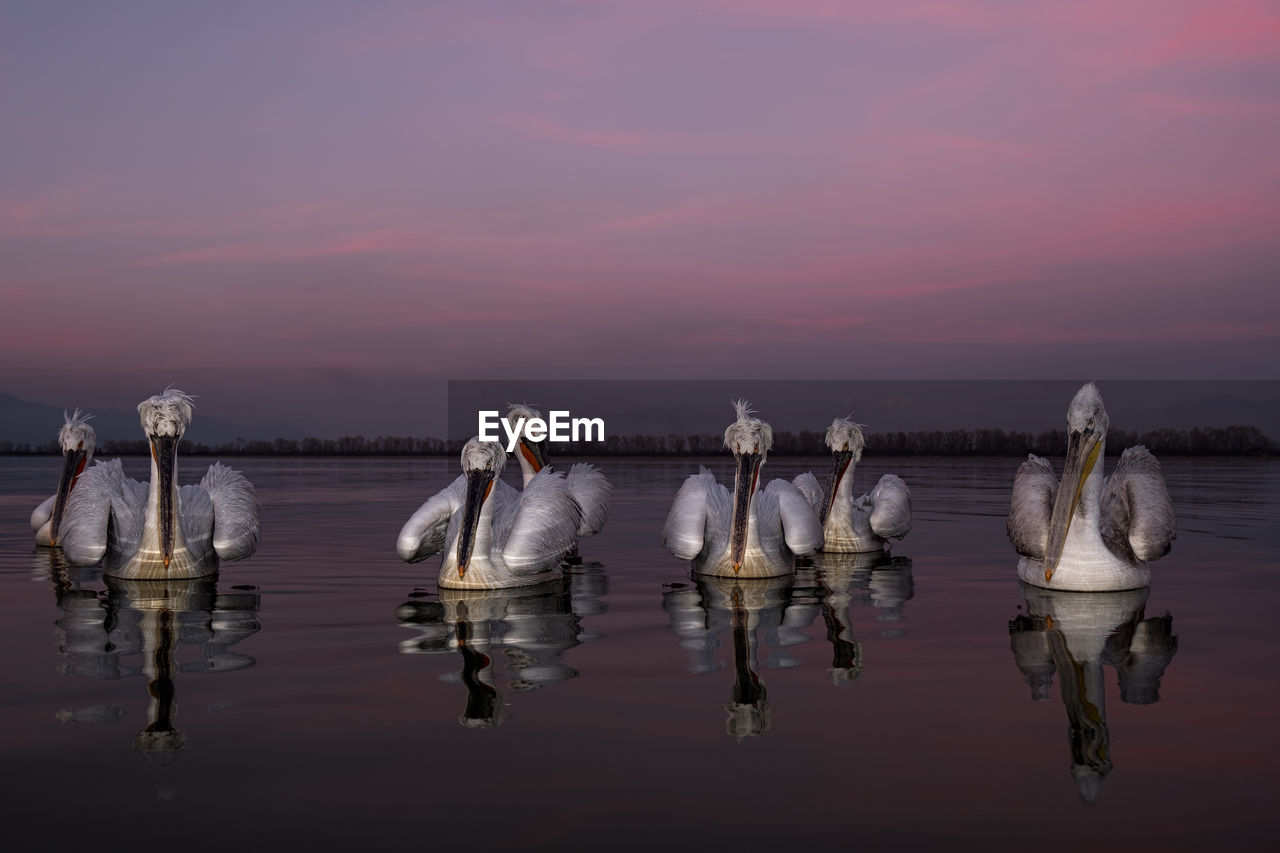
xmin=1008 ymin=583 xmax=1178 ymax=803
xmin=42 ymin=550 xmax=262 ymax=760
xmin=664 ymin=552 xmax=915 ymax=737
xmin=3 ymin=455 xmax=1274 ymax=849
xmin=810 ymin=551 xmax=914 ymax=681
xmin=395 ymin=565 xmax=607 ymax=727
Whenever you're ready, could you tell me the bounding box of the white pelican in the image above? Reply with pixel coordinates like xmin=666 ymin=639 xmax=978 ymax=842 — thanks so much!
xmin=664 ymin=401 xmax=822 ymax=578
xmin=1007 ymin=383 xmax=1176 ymax=591
xmin=31 ymin=410 xmax=96 ymax=548
xmin=504 ymin=404 xmax=612 ymax=547
xmin=397 ymin=437 xmax=582 ymax=589
xmin=1009 ymin=584 xmax=1178 ymax=803
xmin=59 ymin=389 xmax=260 ymax=579
xmin=793 ymin=418 xmax=911 ymax=553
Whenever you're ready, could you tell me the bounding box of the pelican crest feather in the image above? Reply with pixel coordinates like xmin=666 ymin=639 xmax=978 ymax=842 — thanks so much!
xmin=138 ymin=388 xmax=195 ymax=438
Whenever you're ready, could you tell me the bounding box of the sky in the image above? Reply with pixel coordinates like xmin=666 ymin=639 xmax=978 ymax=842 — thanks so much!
xmin=3 ymin=1 xmax=1278 ymax=436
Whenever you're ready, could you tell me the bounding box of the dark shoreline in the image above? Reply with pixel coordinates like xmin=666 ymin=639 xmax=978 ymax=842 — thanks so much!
xmin=2 ymin=423 xmax=1275 ymax=459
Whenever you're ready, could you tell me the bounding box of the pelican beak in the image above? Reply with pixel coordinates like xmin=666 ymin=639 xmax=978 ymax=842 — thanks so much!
xmin=820 ymin=448 xmax=854 ymax=527
xmin=150 ymin=435 xmax=179 ymax=569
xmin=456 ymin=468 xmax=495 ymax=577
xmin=1044 ymin=427 xmax=1102 ymax=582
xmin=730 ymin=451 xmax=763 ymax=573
xmin=518 ymin=438 xmax=549 ymax=474
xmin=49 ymin=442 xmax=88 ymax=545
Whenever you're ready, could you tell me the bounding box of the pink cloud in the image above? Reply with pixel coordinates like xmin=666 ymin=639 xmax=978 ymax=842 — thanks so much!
xmin=910 ymin=133 xmax=1038 ymax=158
xmin=1135 ymin=92 xmax=1280 ymax=118
xmin=1137 ymin=0 xmax=1280 ymax=66
xmin=499 ymin=114 xmax=748 ymax=154
xmin=594 ymin=195 xmax=762 ymax=232
xmin=778 ymin=315 xmax=873 ymax=332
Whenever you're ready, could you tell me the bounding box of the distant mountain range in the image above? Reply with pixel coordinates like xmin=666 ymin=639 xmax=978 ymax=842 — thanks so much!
xmin=0 ymin=393 xmax=306 ymax=447
xmin=6 ymin=382 xmax=1279 ymax=447
xmin=448 ymin=380 xmax=1280 ymax=442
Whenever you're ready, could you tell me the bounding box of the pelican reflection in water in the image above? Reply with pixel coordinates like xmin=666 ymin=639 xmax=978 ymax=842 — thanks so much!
xmin=1008 ymin=584 xmax=1178 ymax=803
xmin=51 ymin=566 xmax=261 ymax=759
xmin=60 ymin=389 xmax=260 ymax=580
xmin=664 ymin=401 xmax=822 ymax=578
xmin=396 ymin=567 xmax=606 ymax=727
xmin=664 ymin=548 xmax=917 ymax=737
xmin=31 ymin=409 xmax=96 ymax=549
xmin=808 ymin=551 xmax=915 ymax=683
xmin=1008 ymin=383 xmax=1176 ymax=591
xmin=663 ymin=576 xmax=791 ymax=739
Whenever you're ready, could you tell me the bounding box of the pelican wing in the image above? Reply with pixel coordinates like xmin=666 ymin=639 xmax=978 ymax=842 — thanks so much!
xmin=398 ymin=474 xmax=466 ymax=563
xmin=790 ymin=472 xmax=823 ymax=514
xmin=1008 ymin=455 xmax=1056 ymax=560
xmin=1101 ymin=446 xmax=1176 ymax=563
xmin=868 ymin=474 xmax=912 ymax=540
xmin=663 ymin=468 xmax=728 ymax=561
xmin=31 ymin=495 xmax=56 ymax=533
xmin=498 ymin=469 xmax=582 ymax=569
xmin=763 ymin=479 xmax=823 ymax=556
xmin=566 ymin=462 xmax=612 ymax=536
xmin=196 ymin=462 xmax=260 ymax=561
xmin=60 ymin=459 xmax=147 ymax=566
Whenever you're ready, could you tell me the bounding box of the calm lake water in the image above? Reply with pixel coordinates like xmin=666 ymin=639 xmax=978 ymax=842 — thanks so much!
xmin=1 ymin=455 xmax=1277 ymax=850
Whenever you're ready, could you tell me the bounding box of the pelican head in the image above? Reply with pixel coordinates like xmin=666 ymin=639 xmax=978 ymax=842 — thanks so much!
xmin=456 ymin=438 xmax=506 ymax=577
xmin=1044 ymin=383 xmax=1110 ymax=582
xmin=821 ymin=417 xmax=865 ymax=526
xmin=138 ymin=389 xmax=195 ymax=568
xmin=723 ymin=400 xmax=773 ymax=573
xmin=505 ymin=402 xmax=549 ymax=473
xmin=49 ymin=410 xmax=96 ymax=546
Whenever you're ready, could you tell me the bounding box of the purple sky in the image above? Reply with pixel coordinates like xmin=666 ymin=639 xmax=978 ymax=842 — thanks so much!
xmin=3 ymin=1 xmax=1278 ymax=435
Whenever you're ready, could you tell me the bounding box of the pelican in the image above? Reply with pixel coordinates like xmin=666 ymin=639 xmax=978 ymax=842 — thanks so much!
xmin=664 ymin=400 xmax=822 ymax=578
xmin=31 ymin=410 xmax=96 ymax=548
xmin=59 ymin=389 xmax=260 ymax=579
xmin=397 ymin=437 xmax=582 ymax=589
xmin=504 ymin=403 xmax=612 ymax=547
xmin=793 ymin=418 xmax=911 ymax=553
xmin=1008 ymin=383 xmax=1176 ymax=591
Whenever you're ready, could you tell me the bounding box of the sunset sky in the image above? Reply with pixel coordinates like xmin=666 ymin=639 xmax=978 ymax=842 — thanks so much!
xmin=3 ymin=1 xmax=1278 ymax=435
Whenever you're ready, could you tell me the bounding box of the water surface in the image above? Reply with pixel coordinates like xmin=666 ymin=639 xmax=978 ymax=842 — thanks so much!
xmin=1 ymin=455 xmax=1277 ymax=850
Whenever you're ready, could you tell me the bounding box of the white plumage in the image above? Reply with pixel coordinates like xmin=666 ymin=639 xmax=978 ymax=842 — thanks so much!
xmin=1007 ymin=383 xmax=1176 ymax=591
xmin=504 ymin=403 xmax=612 ymax=539
xmin=59 ymin=389 xmax=259 ymax=579
xmin=397 ymin=437 xmax=583 ymax=589
xmin=663 ymin=401 xmax=822 ymax=578
xmin=793 ymin=417 xmax=911 ymax=553
xmin=31 ymin=409 xmax=96 ymax=548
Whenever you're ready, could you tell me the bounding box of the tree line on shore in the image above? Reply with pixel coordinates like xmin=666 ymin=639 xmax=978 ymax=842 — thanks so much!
xmin=0 ymin=424 xmax=1273 ymax=457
